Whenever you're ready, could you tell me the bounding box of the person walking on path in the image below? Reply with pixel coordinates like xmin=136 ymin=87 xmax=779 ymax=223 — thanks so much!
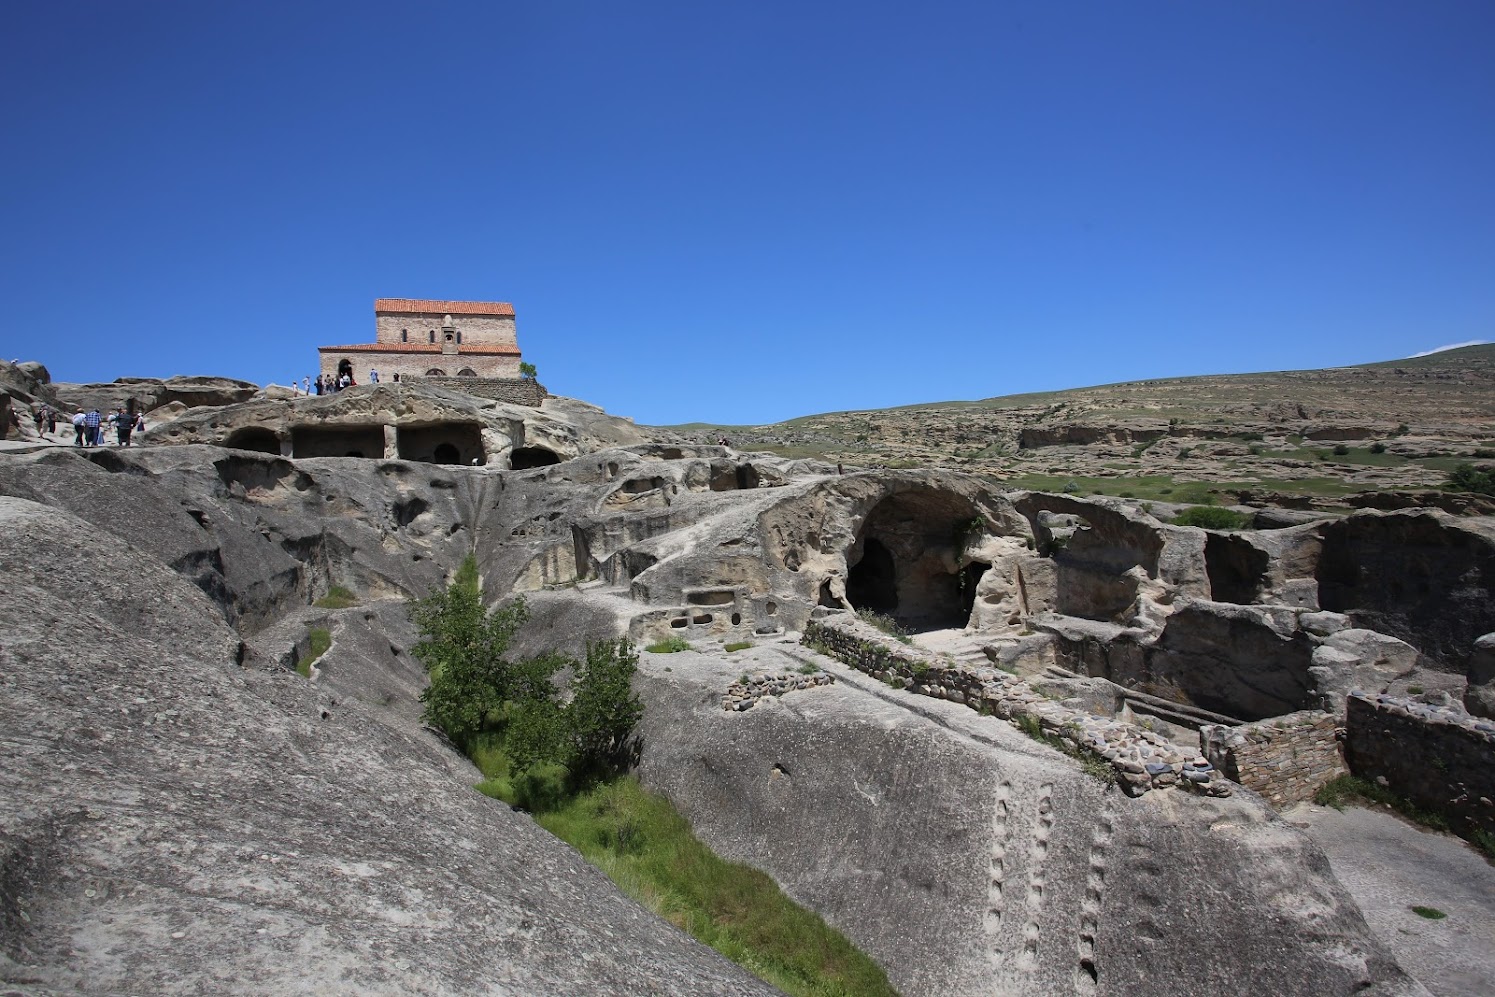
xmin=115 ymin=408 xmax=133 ymax=446
xmin=72 ymin=409 xmax=86 ymax=446
xmin=84 ymin=408 xmax=102 ymax=447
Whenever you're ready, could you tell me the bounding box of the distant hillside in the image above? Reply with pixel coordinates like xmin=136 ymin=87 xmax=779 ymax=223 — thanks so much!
xmin=660 ymin=344 xmax=1495 ymax=508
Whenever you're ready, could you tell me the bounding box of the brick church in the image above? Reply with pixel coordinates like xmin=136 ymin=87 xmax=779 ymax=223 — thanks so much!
xmin=318 ymin=298 xmax=524 ymax=384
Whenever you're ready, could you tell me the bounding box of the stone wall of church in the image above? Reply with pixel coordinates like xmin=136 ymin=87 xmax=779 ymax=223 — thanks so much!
xmin=318 ymin=352 xmax=520 ymax=384
xmin=375 ymin=312 xmax=517 ymax=348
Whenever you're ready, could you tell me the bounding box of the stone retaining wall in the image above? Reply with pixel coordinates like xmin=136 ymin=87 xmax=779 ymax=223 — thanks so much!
xmin=1345 ymin=693 xmax=1495 ymax=841
xmin=416 ymin=377 xmax=548 ymax=407
xmin=1200 ymin=710 xmax=1346 ymax=809
xmin=723 ymin=671 xmax=834 ymax=711
xmin=803 ymin=616 xmax=1230 ymax=798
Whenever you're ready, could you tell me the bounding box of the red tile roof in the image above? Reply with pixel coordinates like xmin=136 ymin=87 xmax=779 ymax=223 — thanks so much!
xmin=374 ymin=298 xmax=515 ymax=317
xmin=318 ymin=343 xmax=521 ymax=356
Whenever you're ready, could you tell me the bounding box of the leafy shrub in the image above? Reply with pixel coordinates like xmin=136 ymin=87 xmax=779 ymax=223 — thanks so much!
xmin=724 ymin=641 xmax=752 ymax=652
xmin=1445 ymin=463 xmax=1495 ymax=495
xmin=1410 ymin=906 xmax=1447 ymax=920
xmin=1475 ymin=448 xmax=1495 ymax=459
xmin=645 ymin=634 xmax=691 ymax=653
xmin=1370 ymin=441 xmax=1387 ymax=454
xmin=1332 ymin=444 xmax=1350 ymax=456
xmin=411 ymin=555 xmax=642 ymax=791
xmin=1172 ymin=506 xmax=1248 ymax=530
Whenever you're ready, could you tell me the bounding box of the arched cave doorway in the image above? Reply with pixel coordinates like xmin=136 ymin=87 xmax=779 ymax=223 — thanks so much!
xmin=846 ymin=537 xmax=897 ymax=612
xmin=432 ymin=443 xmax=460 ymax=464
xmin=395 ymin=422 xmax=485 ymax=465
xmin=844 ymin=488 xmax=983 ymax=631
xmin=510 ymin=446 xmax=562 ymax=470
xmin=337 ymin=358 xmax=353 ymax=381
xmin=225 ymin=427 xmax=281 ymax=455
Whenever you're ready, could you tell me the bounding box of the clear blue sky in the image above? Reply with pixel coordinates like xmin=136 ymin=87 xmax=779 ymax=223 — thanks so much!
xmin=3 ymin=2 xmax=1492 ymax=425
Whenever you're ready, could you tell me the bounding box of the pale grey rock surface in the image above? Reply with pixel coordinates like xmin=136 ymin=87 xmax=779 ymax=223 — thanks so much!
xmin=0 ymin=497 xmax=782 ymax=996
xmin=632 ymin=641 xmax=1426 ymax=997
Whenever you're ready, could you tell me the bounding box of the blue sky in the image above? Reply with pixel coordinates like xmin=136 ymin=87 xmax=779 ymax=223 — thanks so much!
xmin=3 ymin=2 xmax=1492 ymax=425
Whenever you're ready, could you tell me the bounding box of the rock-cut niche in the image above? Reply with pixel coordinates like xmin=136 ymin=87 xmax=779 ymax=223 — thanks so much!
xmin=845 ymin=488 xmax=981 ymax=631
xmin=224 ymin=427 xmax=281 ymax=455
xmin=396 ymin=423 xmax=485 ymax=466
xmin=510 ymin=446 xmax=562 ymax=470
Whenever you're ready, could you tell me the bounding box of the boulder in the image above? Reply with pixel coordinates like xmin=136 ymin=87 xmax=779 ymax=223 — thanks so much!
xmin=1308 ymin=629 xmax=1421 ymax=712
xmin=1464 ymin=632 xmax=1495 ymax=719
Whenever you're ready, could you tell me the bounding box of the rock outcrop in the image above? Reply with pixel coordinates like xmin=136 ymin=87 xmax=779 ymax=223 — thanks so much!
xmin=0 ymin=495 xmax=781 ymax=995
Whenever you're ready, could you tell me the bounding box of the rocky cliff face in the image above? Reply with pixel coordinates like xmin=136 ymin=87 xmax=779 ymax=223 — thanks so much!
xmin=4 ymin=380 xmax=1490 ymax=995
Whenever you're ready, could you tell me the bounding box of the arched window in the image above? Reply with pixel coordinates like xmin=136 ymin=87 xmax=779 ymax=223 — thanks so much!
xmin=456 ymin=330 xmax=462 ymax=345
xmin=457 ymin=367 xmax=477 ymax=377
xmin=428 ymin=330 xmax=435 ymax=344
xmin=401 ymin=329 xmax=408 ymax=343
xmin=426 ymin=368 xmax=446 ymax=376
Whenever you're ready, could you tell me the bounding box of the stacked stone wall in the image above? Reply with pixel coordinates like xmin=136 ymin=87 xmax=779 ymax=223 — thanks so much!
xmin=723 ymin=671 xmax=834 ymax=711
xmin=1200 ymin=710 xmax=1346 ymax=809
xmin=419 ymin=377 xmax=546 ymax=406
xmin=1345 ymin=693 xmax=1495 ymax=841
xmin=802 ymin=616 xmax=1230 ymax=797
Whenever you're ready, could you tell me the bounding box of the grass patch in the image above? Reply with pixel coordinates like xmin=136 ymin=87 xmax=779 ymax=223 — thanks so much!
xmin=1313 ymin=775 xmax=1450 ymax=832
xmin=314 ymin=585 xmax=358 ymax=609
xmin=1410 ymin=905 xmax=1447 ymax=920
xmin=534 ymin=777 xmax=897 ymax=997
xmin=1172 ymin=506 xmax=1249 ymax=530
xmin=300 ymin=627 xmax=332 ymax=677
xmin=645 ymin=634 xmax=692 ymax=654
xmin=724 ymin=641 xmax=753 ymax=652
xmin=856 ymin=608 xmax=913 ymax=644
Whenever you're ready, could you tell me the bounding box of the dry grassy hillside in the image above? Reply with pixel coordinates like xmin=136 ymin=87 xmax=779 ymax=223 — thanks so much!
xmin=664 ymin=344 xmax=1495 ymax=509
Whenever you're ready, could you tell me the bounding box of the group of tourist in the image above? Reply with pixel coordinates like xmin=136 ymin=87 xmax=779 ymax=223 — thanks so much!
xmin=295 ymin=369 xmax=394 ymax=396
xmin=65 ymin=406 xmax=144 ymax=447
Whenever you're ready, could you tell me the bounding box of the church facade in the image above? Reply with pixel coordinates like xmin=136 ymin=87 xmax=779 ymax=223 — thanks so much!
xmin=318 ymin=299 xmax=524 ymax=383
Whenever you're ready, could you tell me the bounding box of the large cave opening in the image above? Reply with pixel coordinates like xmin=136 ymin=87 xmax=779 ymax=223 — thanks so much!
xmin=1205 ymin=533 xmax=1270 ymax=605
xmin=845 ymin=488 xmax=981 ymax=631
xmin=291 ymin=425 xmax=387 ymax=460
xmin=224 ymin=427 xmax=282 ymax=455
xmin=396 ymin=423 xmax=485 ymax=466
xmin=511 ymin=446 xmax=562 ymax=470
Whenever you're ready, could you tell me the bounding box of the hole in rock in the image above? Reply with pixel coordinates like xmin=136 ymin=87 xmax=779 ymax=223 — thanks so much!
xmin=1205 ymin=533 xmax=1270 ymax=605
xmin=511 ymin=446 xmax=562 ymax=470
xmin=396 ymin=423 xmax=484 ymax=466
xmin=692 ymin=613 xmax=712 ymax=625
xmin=291 ymin=425 xmax=386 ymax=460
xmin=224 ymin=427 xmax=280 ymax=454
xmin=845 ymin=489 xmax=984 ymax=630
xmin=670 ymin=617 xmax=688 ymax=629
xmin=731 ymin=612 xmax=742 ymax=626
xmin=688 ymin=590 xmax=735 ymax=606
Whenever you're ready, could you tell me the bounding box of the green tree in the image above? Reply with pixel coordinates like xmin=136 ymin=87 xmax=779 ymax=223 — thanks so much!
xmin=565 ymin=638 xmax=643 ymax=779
xmin=519 ymin=361 xmax=538 ymax=381
xmin=410 ymin=555 xmax=528 ymax=752
xmin=1446 ymin=463 xmax=1495 ymax=495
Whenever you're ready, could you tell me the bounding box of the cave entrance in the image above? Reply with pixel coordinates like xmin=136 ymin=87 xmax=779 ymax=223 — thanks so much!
xmin=290 ymin=425 xmax=387 ymax=460
xmin=845 ymin=488 xmax=981 ymax=631
xmin=510 ymin=446 xmax=562 ymax=470
xmin=847 ymin=536 xmax=898 ymax=613
xmin=225 ymin=427 xmax=281 ymax=455
xmin=1205 ymin=533 xmax=1270 ymax=605
xmin=396 ymin=423 xmax=485 ymax=466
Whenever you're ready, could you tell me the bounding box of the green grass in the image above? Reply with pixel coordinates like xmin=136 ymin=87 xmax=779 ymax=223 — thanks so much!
xmin=1410 ymin=905 xmax=1447 ymax=920
xmin=1313 ymin=775 xmax=1450 ymax=832
xmin=1172 ymin=506 xmax=1249 ymax=530
xmin=724 ymin=641 xmax=753 ymax=652
xmin=997 ymin=471 xmax=1363 ymax=503
xmin=536 ymin=777 xmax=898 ymax=997
xmin=314 ymin=585 xmax=358 ymax=609
xmin=299 ymin=627 xmax=331 ymax=677
xmin=645 ymin=634 xmax=692 ymax=654
xmin=855 ymin=608 xmax=913 ymax=644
